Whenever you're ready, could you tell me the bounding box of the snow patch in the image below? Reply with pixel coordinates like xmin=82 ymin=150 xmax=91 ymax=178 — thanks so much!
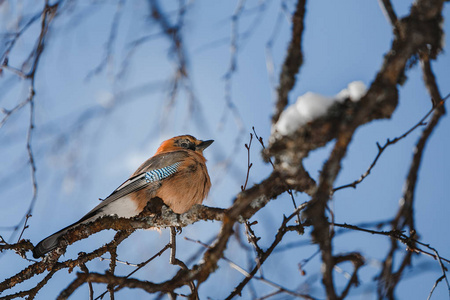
xmin=336 ymin=81 xmax=367 ymax=102
xmin=274 ymin=81 xmax=366 ymax=135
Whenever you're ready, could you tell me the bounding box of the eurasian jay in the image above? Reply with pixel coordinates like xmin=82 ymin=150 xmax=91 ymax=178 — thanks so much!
xmin=33 ymin=135 xmax=213 ymax=258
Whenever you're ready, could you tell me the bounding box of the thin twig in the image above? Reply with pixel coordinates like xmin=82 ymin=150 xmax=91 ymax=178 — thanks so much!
xmin=86 ymin=0 xmax=125 ymax=80
xmin=168 ymin=227 xmax=197 ymax=298
xmin=244 ymin=221 xmax=263 ymax=257
xmin=241 ymin=133 xmax=253 ymax=191
xmin=226 ymin=204 xmax=308 ymax=300
xmin=265 ymin=1 xmax=289 ymax=94
xmin=108 ymin=246 xmax=118 ymax=300
xmin=253 ymin=127 xmax=303 ymax=226
xmin=427 ymin=275 xmax=445 ymax=300
xmin=93 ymin=243 xmax=171 ymax=300
xmin=333 ymin=95 xmax=448 ymax=192
xmin=170 ymin=227 xmax=177 ymax=265
xmin=185 ymin=234 xmax=314 ymax=300
xmin=219 ymin=0 xmax=246 ymax=134
xmin=99 ymin=257 xmax=139 ymax=267
xmin=415 ymin=242 xmax=450 ymax=297
xmin=255 ymin=276 xmax=315 ymax=300
xmin=1 ymin=1 xmax=59 ymax=246
xmin=79 ymin=263 xmax=94 ymax=300
xmin=17 ymin=214 xmax=32 ymax=242
xmin=333 ymin=222 xmax=450 ymax=264
xmin=0 ymin=98 xmax=29 ymax=129
xmin=378 ymin=0 xmax=398 ymax=28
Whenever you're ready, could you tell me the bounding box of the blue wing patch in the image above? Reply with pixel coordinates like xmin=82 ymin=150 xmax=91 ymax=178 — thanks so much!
xmin=99 ymin=162 xmax=182 ymax=206
xmin=145 ymin=162 xmax=181 ymax=183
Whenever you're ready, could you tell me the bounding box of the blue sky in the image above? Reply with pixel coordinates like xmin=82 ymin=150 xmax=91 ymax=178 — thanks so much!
xmin=1 ymin=0 xmax=449 ymax=299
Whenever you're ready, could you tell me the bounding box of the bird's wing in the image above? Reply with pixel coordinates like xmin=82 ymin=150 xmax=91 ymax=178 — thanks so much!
xmin=78 ymin=150 xmax=190 ymax=222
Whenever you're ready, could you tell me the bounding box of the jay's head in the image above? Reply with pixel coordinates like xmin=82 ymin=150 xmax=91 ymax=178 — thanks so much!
xmin=156 ymin=135 xmax=214 ymax=155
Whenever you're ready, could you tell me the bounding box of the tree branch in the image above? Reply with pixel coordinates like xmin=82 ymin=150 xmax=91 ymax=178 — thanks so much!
xmin=272 ymin=0 xmax=307 ymax=124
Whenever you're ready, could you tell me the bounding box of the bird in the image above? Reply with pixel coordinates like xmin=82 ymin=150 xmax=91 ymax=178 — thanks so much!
xmin=33 ymin=135 xmax=213 ymax=258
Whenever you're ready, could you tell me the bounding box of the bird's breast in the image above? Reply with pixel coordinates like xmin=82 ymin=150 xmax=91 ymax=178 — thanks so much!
xmin=155 ymin=161 xmax=211 ymax=214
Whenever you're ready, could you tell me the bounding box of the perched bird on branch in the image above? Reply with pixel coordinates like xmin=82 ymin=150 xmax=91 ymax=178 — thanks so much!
xmin=33 ymin=135 xmax=213 ymax=258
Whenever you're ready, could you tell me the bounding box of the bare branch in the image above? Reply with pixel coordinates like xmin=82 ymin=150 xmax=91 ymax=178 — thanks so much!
xmin=378 ymin=47 xmax=446 ymax=298
xmin=86 ymin=0 xmax=126 ymax=80
xmin=1 ymin=1 xmax=60 ymax=244
xmin=79 ymin=263 xmax=94 ymax=300
xmin=241 ymin=133 xmax=253 ymax=191
xmin=333 ymin=96 xmax=448 ymax=192
xmin=226 ymin=203 xmax=308 ymax=299
xmin=0 ymin=230 xmax=132 ymax=293
xmin=93 ymin=243 xmax=172 ymax=300
xmin=427 ymin=275 xmax=446 ymax=300
xmin=272 ymin=0 xmax=307 ymax=124
xmin=0 ymin=269 xmax=57 ymax=300
xmin=378 ymin=0 xmax=398 ymax=28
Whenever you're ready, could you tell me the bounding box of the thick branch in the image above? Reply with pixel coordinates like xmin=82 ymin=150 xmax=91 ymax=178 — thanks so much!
xmin=272 ymin=0 xmax=307 ymax=124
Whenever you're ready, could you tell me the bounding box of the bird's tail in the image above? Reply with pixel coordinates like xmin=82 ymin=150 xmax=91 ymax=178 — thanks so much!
xmin=33 ymin=203 xmax=106 ymax=258
xmin=32 ymin=224 xmax=74 ymax=258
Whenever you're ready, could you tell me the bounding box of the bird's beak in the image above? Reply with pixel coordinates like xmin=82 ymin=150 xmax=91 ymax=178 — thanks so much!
xmin=196 ymin=140 xmax=214 ymax=151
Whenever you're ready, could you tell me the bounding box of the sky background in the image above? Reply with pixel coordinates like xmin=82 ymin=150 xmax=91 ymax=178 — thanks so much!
xmin=1 ymin=0 xmax=449 ymax=299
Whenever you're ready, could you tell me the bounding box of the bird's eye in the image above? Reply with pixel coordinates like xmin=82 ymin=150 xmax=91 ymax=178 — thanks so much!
xmin=177 ymin=139 xmax=196 ymax=150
